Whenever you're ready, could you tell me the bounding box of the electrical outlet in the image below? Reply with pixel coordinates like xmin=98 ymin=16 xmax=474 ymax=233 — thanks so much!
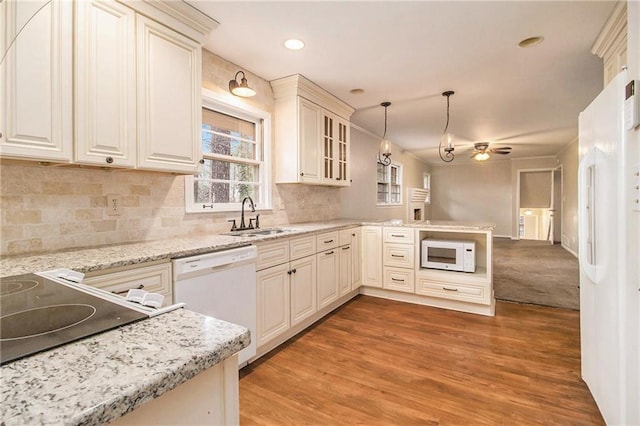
xmin=107 ymin=195 xmax=121 ymax=216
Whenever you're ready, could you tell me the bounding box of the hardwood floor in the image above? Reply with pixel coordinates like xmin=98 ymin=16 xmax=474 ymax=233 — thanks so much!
xmin=239 ymin=296 xmax=604 ymax=425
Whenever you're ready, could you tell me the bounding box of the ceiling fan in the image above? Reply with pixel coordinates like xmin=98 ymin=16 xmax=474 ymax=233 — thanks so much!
xmin=470 ymin=142 xmax=512 ymax=161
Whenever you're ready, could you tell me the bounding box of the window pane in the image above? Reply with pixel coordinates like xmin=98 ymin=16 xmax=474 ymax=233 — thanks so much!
xmin=194 ymin=180 xmax=260 ymax=204
xmin=203 ymin=109 xmax=255 ymax=141
xmin=202 ymin=132 xmax=256 ymax=160
xmin=200 ymin=159 xmax=257 ymax=182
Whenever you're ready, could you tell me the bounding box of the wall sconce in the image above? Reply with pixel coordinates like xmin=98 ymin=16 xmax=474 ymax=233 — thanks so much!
xmin=378 ymin=101 xmax=392 ymax=166
xmin=438 ymin=91 xmax=455 ymax=163
xmin=229 ymin=71 xmax=256 ymax=97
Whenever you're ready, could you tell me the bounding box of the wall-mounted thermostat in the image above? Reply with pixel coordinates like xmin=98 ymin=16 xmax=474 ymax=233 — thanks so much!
xmin=625 ymin=80 xmax=639 ymax=130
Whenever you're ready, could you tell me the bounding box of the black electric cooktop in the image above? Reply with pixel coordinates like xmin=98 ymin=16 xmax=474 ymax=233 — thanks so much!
xmin=0 ymin=273 xmax=148 ymax=365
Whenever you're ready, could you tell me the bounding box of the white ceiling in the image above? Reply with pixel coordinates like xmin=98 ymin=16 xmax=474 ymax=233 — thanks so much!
xmin=187 ymin=1 xmax=616 ymax=164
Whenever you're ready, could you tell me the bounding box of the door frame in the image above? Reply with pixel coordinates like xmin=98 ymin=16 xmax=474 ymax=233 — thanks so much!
xmin=515 ymin=167 xmax=563 ymax=241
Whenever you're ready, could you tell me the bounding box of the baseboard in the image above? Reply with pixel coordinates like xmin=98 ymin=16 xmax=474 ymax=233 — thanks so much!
xmin=561 ymin=243 xmax=578 ymax=258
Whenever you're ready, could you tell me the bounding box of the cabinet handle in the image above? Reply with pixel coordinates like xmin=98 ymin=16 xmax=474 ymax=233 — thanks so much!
xmin=391 ymin=278 xmax=405 ymax=282
xmin=105 ymin=156 xmax=114 ymax=164
xmin=112 ymin=284 xmax=144 ymax=295
xmin=442 ymin=287 xmax=458 ymax=292
xmin=391 ymin=234 xmax=404 ymax=238
xmin=324 ymin=239 xmax=334 ymax=244
xmin=391 ymin=254 xmax=405 ymax=258
xmin=342 ymin=246 xmax=350 ymax=251
xmin=325 ymin=251 xmax=334 ymax=255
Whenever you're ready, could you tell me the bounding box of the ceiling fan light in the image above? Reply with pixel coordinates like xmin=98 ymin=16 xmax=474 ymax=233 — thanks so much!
xmin=474 ymin=152 xmax=490 ymax=161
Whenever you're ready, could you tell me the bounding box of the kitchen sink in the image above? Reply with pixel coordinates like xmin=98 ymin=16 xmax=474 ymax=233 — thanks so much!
xmin=225 ymin=227 xmax=296 ymax=238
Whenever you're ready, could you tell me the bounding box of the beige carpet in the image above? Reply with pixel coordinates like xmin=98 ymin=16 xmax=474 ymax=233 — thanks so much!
xmin=493 ymin=238 xmax=580 ymax=310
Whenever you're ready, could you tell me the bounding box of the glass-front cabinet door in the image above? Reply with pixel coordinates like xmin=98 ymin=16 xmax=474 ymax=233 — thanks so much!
xmin=321 ymin=111 xmax=349 ymax=186
xmin=322 ymin=113 xmax=334 ymax=181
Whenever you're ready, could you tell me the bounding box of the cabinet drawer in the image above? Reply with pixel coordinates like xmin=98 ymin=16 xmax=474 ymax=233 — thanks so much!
xmin=83 ymin=262 xmax=172 ymax=306
xmin=383 ymin=267 xmax=415 ymax=293
xmin=339 ymin=228 xmax=357 ymax=246
xmin=290 ymin=236 xmax=316 ymax=260
xmin=383 ymin=227 xmax=415 ymax=244
xmin=383 ymin=243 xmax=415 ymax=268
xmin=316 ymin=231 xmax=339 ymax=251
xmin=256 ymin=241 xmax=290 ymax=270
xmin=416 ymin=279 xmax=489 ymax=305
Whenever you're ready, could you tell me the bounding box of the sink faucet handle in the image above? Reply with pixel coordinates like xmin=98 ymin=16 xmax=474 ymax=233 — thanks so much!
xmin=248 ymin=218 xmax=255 ymax=229
xmin=255 ymin=214 xmax=260 ymax=229
xmin=227 ymin=219 xmax=237 ymax=231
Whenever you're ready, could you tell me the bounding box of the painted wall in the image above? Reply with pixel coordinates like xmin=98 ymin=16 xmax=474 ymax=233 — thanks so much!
xmin=339 ymin=126 xmax=431 ymax=221
xmin=0 ymin=49 xmax=343 ymax=256
xmin=557 ymin=138 xmax=578 ymax=254
xmin=429 ymin=160 xmax=512 ymax=237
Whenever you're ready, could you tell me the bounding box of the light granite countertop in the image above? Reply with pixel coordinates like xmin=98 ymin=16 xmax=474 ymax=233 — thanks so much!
xmin=0 ymin=219 xmax=494 ymax=277
xmin=0 ymin=308 xmax=250 ymax=426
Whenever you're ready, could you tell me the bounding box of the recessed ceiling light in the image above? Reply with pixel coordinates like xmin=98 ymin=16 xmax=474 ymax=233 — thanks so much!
xmin=518 ymin=36 xmax=544 ymax=48
xmin=284 ymin=39 xmax=305 ymax=50
xmin=350 ymin=88 xmax=365 ymax=95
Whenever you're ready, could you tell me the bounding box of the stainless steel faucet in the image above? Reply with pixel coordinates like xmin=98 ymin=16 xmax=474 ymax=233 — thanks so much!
xmin=239 ymin=196 xmax=256 ymax=230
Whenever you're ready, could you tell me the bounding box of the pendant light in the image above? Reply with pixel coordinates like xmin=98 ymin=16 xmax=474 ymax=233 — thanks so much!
xmin=378 ymin=101 xmax=392 ymax=166
xmin=438 ymin=91 xmax=455 ymax=163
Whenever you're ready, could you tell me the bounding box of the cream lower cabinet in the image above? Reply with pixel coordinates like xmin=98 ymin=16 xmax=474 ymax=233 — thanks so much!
xmin=256 ymin=263 xmax=290 ymax=346
xmin=256 ymin=236 xmax=318 ymax=347
xmin=290 ymin=255 xmax=317 ymax=326
xmin=82 ymin=261 xmax=173 ymax=306
xmin=361 ymin=226 xmax=382 ymax=288
xmin=382 ymin=227 xmax=415 ymax=293
xmin=338 ymin=244 xmax=352 ymax=297
xmin=317 ymin=248 xmax=339 ymax=309
xmin=0 ymin=0 xmax=73 ymax=162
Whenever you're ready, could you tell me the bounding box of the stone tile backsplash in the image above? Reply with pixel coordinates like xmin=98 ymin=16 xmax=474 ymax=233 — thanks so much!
xmin=0 ymin=163 xmax=341 ymax=256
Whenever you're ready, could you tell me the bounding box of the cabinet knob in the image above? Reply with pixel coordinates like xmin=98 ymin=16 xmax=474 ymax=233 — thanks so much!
xmin=292 ymin=268 xmax=297 ymax=274
xmin=199 ymin=159 xmax=205 ymax=164
xmin=0 ymin=132 xmax=3 ymax=139
xmin=300 ymin=172 xmax=304 ymax=176
xmin=105 ymin=156 xmax=114 ymax=164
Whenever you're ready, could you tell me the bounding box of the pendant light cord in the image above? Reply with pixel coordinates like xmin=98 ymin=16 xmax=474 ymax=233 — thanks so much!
xmin=438 ymin=91 xmax=455 ymax=163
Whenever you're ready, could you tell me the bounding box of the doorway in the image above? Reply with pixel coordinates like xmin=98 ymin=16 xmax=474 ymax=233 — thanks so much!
xmin=517 ymin=167 xmax=562 ymax=243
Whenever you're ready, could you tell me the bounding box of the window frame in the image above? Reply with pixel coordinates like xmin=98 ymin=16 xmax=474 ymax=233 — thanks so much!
xmin=185 ymin=89 xmax=272 ymax=213
xmin=376 ymin=161 xmax=403 ymax=206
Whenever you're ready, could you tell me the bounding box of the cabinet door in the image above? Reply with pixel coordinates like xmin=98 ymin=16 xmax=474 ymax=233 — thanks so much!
xmin=321 ymin=111 xmax=335 ymax=183
xmin=351 ymin=228 xmax=362 ymax=289
xmin=361 ymin=226 xmax=382 ymax=287
xmin=75 ymin=0 xmax=136 ymax=167
xmin=290 ymin=255 xmax=317 ymax=326
xmin=136 ymin=15 xmax=201 ymax=173
xmin=0 ymin=0 xmax=72 ymax=162
xmin=338 ymin=244 xmax=352 ymax=296
xmin=256 ymin=264 xmax=290 ymax=346
xmin=317 ymin=248 xmax=339 ymax=309
xmin=336 ymin=118 xmax=350 ymax=186
xmin=83 ymin=262 xmax=173 ymax=306
xmin=298 ymin=97 xmax=322 ymax=184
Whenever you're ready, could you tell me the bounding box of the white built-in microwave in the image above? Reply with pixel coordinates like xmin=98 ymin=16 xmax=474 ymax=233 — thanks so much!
xmin=421 ymin=239 xmax=476 ymax=273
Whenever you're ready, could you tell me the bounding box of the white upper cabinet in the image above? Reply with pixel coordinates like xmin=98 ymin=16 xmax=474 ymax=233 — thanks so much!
xmin=271 ymin=74 xmax=354 ymax=186
xmin=0 ymin=0 xmax=73 ymax=162
xmin=136 ymin=14 xmax=201 ymax=173
xmin=2 ymin=0 xmax=215 ymax=173
xmin=75 ymin=0 xmax=136 ymax=167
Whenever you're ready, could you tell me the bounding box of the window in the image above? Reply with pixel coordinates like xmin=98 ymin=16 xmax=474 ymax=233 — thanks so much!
xmin=377 ymin=162 xmax=402 ymax=205
xmin=423 ymin=172 xmax=431 ymax=204
xmin=185 ymin=91 xmax=271 ymax=213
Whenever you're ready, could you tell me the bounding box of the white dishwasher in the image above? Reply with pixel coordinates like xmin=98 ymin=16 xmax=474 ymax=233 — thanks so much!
xmin=172 ymin=245 xmax=257 ymax=367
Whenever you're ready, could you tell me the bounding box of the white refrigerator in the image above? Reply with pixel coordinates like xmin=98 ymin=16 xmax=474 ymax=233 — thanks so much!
xmin=578 ymin=70 xmax=630 ymax=425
